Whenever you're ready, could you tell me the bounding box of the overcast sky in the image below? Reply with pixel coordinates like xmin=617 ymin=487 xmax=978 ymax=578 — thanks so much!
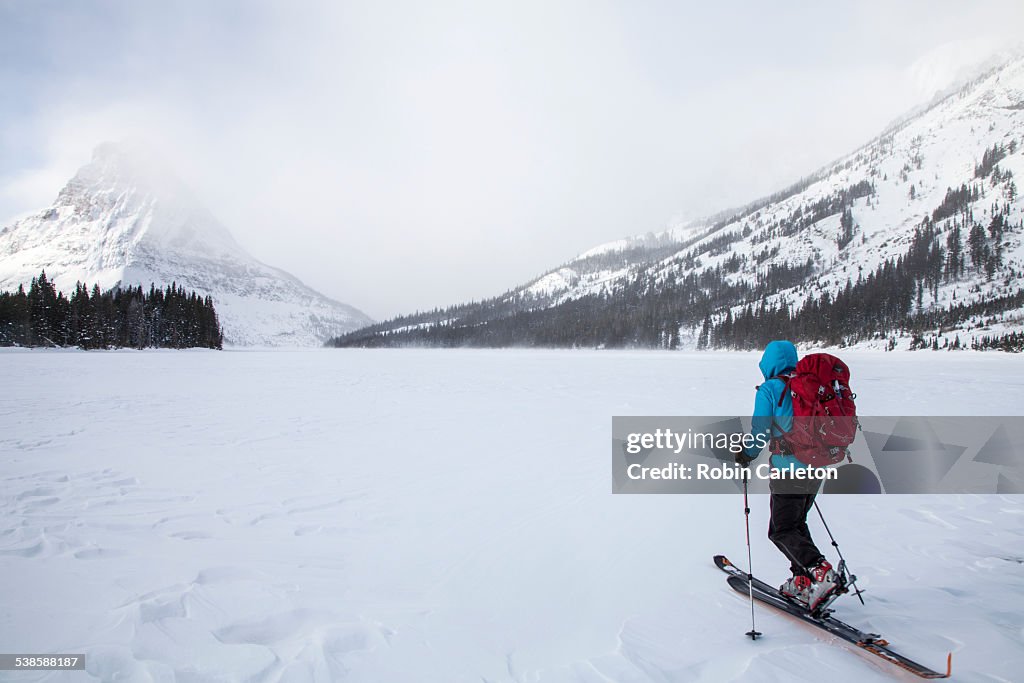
xmin=2 ymin=1 xmax=1023 ymax=319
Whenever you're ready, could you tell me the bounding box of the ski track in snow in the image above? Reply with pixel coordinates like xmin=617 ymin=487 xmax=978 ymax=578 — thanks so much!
xmin=1 ymin=348 xmax=1022 ymax=682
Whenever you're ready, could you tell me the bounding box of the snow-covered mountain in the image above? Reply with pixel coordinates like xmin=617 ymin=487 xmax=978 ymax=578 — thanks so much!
xmin=511 ymin=53 xmax=1024 ymax=327
xmin=0 ymin=143 xmax=372 ymax=346
xmin=334 ymin=53 xmax=1024 ymax=350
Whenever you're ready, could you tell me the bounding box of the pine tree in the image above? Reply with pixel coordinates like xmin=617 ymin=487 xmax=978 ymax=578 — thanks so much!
xmin=0 ymin=272 xmax=223 ymax=350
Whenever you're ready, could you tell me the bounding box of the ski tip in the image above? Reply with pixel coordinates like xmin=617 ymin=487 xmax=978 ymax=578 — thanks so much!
xmin=944 ymin=652 xmax=952 ymax=679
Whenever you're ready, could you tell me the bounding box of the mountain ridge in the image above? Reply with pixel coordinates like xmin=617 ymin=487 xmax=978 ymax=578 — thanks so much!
xmin=332 ymin=53 xmax=1024 ymax=350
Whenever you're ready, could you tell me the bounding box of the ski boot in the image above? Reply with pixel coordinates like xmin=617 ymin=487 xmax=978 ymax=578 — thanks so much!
xmin=779 ymin=574 xmax=812 ymax=606
xmin=806 ymin=560 xmax=843 ymax=613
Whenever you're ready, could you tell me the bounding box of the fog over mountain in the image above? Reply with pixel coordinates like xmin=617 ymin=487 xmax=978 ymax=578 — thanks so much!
xmin=333 ymin=53 xmax=1024 ymax=351
xmin=0 ymin=144 xmax=371 ymax=346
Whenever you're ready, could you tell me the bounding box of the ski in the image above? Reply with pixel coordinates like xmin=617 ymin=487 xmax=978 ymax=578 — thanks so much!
xmin=714 ymin=555 xmax=951 ymax=679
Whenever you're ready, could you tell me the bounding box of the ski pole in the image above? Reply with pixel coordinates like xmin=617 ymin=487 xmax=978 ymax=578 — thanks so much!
xmin=742 ymin=472 xmax=762 ymax=639
xmin=814 ymin=501 xmax=865 ymax=605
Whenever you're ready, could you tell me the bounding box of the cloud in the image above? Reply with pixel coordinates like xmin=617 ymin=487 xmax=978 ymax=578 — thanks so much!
xmin=908 ymin=38 xmax=1024 ymax=100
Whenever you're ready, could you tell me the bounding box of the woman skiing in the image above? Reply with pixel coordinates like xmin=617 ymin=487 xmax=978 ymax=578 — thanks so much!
xmin=733 ymin=340 xmax=838 ymax=611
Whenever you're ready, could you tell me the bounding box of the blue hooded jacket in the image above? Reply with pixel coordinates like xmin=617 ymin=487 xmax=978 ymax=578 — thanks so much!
xmin=744 ymin=340 xmax=806 ymax=469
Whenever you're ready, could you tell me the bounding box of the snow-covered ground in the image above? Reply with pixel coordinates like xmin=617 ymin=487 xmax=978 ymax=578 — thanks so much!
xmin=1 ymin=349 xmax=1023 ymax=682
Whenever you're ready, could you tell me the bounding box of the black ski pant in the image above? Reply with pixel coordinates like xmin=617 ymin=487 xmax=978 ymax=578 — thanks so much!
xmin=768 ymin=476 xmax=825 ymax=577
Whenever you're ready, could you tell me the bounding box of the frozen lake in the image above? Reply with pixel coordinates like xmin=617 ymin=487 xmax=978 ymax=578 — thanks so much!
xmin=2 ymin=348 xmax=1023 ymax=682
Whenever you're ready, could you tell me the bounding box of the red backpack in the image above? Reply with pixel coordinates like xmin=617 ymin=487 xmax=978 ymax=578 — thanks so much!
xmin=773 ymin=353 xmax=859 ymax=467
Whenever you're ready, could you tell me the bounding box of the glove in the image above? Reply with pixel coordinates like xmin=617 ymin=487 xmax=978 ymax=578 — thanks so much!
xmin=731 ymin=442 xmax=755 ymax=467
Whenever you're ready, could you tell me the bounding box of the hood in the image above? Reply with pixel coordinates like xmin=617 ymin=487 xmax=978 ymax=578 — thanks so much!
xmin=758 ymin=340 xmax=798 ymax=380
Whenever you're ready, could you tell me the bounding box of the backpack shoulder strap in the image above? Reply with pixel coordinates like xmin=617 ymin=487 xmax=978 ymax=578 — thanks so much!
xmin=767 ymin=374 xmax=793 ymax=407
xmin=755 ymin=373 xmax=791 ymax=390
